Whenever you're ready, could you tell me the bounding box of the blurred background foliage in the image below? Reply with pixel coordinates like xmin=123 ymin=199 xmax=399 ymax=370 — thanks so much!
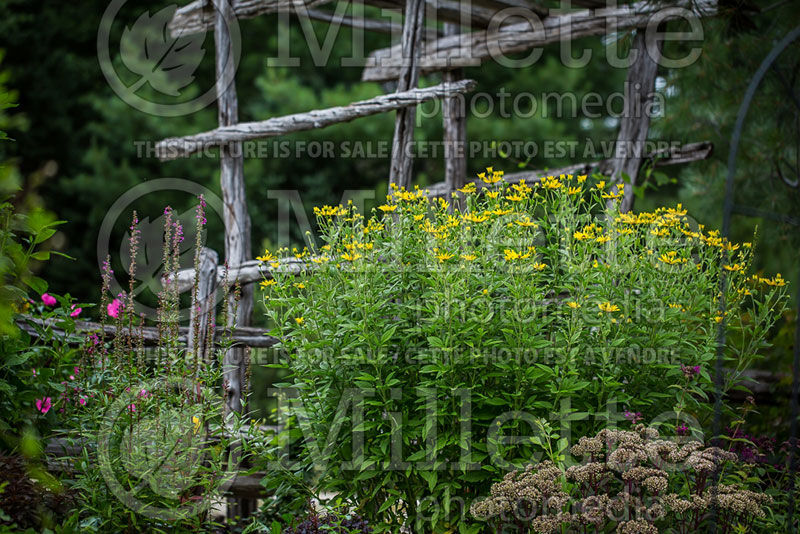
xmin=0 ymin=0 xmax=797 ymax=425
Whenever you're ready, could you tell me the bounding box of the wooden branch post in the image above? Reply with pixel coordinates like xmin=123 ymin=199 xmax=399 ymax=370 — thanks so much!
xmin=188 ymin=248 xmax=219 ymax=366
xmin=389 ymin=0 xmax=425 ymax=189
xmin=609 ymin=30 xmax=664 ymax=213
xmin=442 ymin=22 xmax=467 ymax=194
xmin=213 ymin=0 xmax=255 ymax=521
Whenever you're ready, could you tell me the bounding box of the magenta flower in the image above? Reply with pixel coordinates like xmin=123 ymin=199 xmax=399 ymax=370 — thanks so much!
xmin=624 ymin=410 xmax=643 ymax=423
xmin=681 ymin=364 xmax=702 ymax=380
xmin=107 ymin=298 xmax=122 ymax=319
xmin=35 ymin=397 xmax=52 ymax=414
xmin=41 ymin=293 xmax=56 ymax=306
xmin=70 ymin=305 xmax=82 ymax=318
xmin=78 ymin=397 xmax=87 ymax=406
xmin=128 ymin=403 xmax=136 ymax=413
xmin=677 ymin=424 xmax=689 ymax=436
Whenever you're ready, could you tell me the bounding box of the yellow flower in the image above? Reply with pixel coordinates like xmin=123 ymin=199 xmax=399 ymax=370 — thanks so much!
xmin=567 ymin=301 xmax=581 ymax=309
xmin=503 ymin=249 xmax=530 ymax=261
xmin=577 ymin=175 xmax=587 ymax=183
xmin=341 ymin=252 xmax=362 ymax=261
xmin=313 ymin=205 xmax=346 ymax=217
xmin=294 ymin=282 xmax=306 ymax=289
xmin=515 ymin=218 xmax=538 ymax=228
xmin=540 ymin=175 xmax=563 ymax=190
xmin=461 ymin=254 xmax=477 ymax=261
xmin=414 ymin=214 xmax=425 ymax=221
xmin=436 ymin=252 xmax=455 ymax=263
xmin=651 ymin=227 xmax=669 ymax=237
xmin=458 ymin=183 xmax=477 ymax=194
xmin=595 ymin=235 xmax=610 ymax=244
xmin=574 ymin=231 xmax=590 ymax=241
xmin=596 ymin=180 xmax=606 ymax=190
xmin=505 ymin=193 xmax=524 ymax=202
xmin=295 ymin=317 xmax=305 ymax=325
xmin=761 ymin=273 xmax=786 ymax=287
xmin=378 ymin=204 xmax=397 ymax=212
xmin=464 ymin=213 xmax=490 ymax=223
xmin=658 ymin=251 xmax=687 ymax=265
xmin=532 ymin=263 xmax=546 ymax=271
xmin=192 ymin=415 xmax=202 ymax=434
xmin=568 ymin=186 xmax=582 ymax=196
xmin=482 ymin=289 xmax=489 ymax=295
xmin=486 ymin=191 xmax=500 ymax=199
xmin=256 ymin=251 xmax=277 ymax=262
xmin=598 ymin=302 xmax=620 ymax=313
xmin=723 ymin=263 xmax=744 ymax=272
xmin=260 ymin=279 xmax=277 ymax=289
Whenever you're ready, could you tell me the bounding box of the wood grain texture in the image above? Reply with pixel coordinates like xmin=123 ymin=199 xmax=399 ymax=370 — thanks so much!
xmin=362 ymin=0 xmax=718 ymax=82
xmin=389 ymin=0 xmax=426 ymax=190
xmin=168 ymin=0 xmax=548 ymax=37
xmin=168 ymin=0 xmax=334 ymax=37
xmin=442 ymin=22 xmax=467 ymax=193
xmin=188 ymin=248 xmax=219 ymax=365
xmin=156 ymin=79 xmax=476 ymax=159
xmin=609 ymin=30 xmax=663 ymax=213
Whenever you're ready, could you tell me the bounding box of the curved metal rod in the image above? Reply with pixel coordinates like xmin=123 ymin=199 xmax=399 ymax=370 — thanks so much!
xmin=717 ymin=24 xmax=800 ymax=534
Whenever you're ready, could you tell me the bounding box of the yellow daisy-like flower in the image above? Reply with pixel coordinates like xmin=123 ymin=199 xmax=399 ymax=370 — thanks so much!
xmin=260 ymin=279 xmax=277 ymax=289
xmin=295 ymin=317 xmax=305 ymax=325
xmin=658 ymin=251 xmax=687 ymax=265
xmin=505 ymin=194 xmax=524 ymax=202
xmin=723 ymin=263 xmax=744 ymax=272
xmin=378 ymin=204 xmax=397 ymax=213
xmin=341 ymin=252 xmax=362 ymax=261
xmin=598 ymin=302 xmax=620 ymax=313
xmin=313 ymin=205 xmax=346 ymax=217
xmin=567 ymin=301 xmax=581 ymax=309
xmin=294 ymin=282 xmax=306 ymax=289
xmin=568 ymin=186 xmax=582 ymax=196
xmin=464 ymin=213 xmax=490 ymax=224
xmin=577 ymin=175 xmax=587 ymax=183
xmin=540 ymin=175 xmax=563 ymax=190
xmin=574 ymin=231 xmax=590 ymax=241
xmin=515 ymin=218 xmax=538 ymax=228
xmin=595 ymin=235 xmax=610 ymax=244
xmin=761 ymin=273 xmax=786 ymax=287
xmin=192 ymin=415 xmax=202 ymax=434
xmin=596 ymin=180 xmax=606 ymax=190
xmin=486 ymin=191 xmax=500 ymax=199
xmin=503 ymin=249 xmax=530 ymax=261
xmin=458 ymin=183 xmax=477 ymax=194
xmin=461 ymin=254 xmax=477 ymax=261
xmin=436 ymin=252 xmax=455 ymax=263
xmin=532 ymin=262 xmax=546 ymax=271
xmin=256 ymin=251 xmax=277 ymax=262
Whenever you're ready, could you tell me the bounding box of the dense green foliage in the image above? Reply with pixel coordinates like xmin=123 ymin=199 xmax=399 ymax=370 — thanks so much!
xmin=260 ymin=176 xmax=787 ymax=532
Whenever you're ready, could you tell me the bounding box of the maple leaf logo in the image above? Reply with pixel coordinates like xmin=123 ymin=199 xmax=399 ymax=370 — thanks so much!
xmin=119 ymin=6 xmax=205 ymax=96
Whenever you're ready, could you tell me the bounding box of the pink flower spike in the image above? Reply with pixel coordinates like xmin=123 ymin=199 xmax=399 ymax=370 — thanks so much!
xmin=41 ymin=293 xmax=57 ymax=306
xmin=78 ymin=397 xmax=87 ymax=406
xmin=128 ymin=403 xmax=136 ymax=413
xmin=35 ymin=397 xmax=52 ymax=414
xmin=74 ymin=366 xmax=80 ymax=375
xmin=70 ymin=305 xmax=82 ymax=318
xmin=107 ymin=298 xmax=122 ymax=319
xmin=32 ymin=369 xmax=37 ymax=377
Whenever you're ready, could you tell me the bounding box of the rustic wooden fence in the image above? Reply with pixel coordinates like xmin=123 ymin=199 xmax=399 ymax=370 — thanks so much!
xmin=36 ymin=0 xmax=733 ymax=519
